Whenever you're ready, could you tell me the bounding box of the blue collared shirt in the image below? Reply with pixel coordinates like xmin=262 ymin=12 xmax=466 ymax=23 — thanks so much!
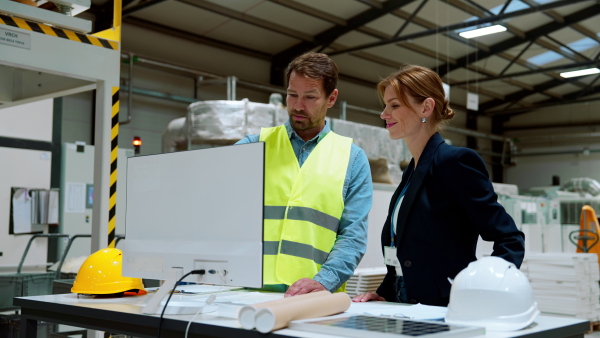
xmin=236 ymin=120 xmax=373 ymax=291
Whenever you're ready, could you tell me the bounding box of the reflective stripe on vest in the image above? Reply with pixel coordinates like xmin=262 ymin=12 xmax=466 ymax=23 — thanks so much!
xmin=259 ymin=125 xmax=351 ymax=287
xmin=264 ymin=205 xmax=339 ymax=232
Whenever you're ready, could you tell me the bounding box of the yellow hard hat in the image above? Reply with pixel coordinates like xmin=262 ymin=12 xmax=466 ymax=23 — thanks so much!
xmin=71 ymin=247 xmax=145 ymax=295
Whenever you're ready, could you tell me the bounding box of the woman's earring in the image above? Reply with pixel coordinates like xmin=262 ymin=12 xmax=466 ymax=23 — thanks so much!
xmin=421 ymin=117 xmax=427 ymax=123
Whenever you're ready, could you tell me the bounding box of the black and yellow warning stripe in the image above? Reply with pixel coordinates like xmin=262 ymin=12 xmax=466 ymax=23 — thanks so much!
xmin=108 ymin=87 xmax=119 ymax=248
xmin=0 ymin=12 xmax=118 ymax=50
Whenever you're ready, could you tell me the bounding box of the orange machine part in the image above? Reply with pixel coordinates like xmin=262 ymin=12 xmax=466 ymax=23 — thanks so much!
xmin=577 ymin=205 xmax=600 ymax=254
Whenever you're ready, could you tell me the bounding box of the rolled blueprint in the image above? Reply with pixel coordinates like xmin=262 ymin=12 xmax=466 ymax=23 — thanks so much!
xmin=254 ymin=292 xmax=351 ymax=333
xmin=238 ymin=290 xmax=328 ymax=329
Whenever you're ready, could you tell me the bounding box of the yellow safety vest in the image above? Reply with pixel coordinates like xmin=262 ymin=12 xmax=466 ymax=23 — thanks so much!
xmin=259 ymin=125 xmax=352 ymax=291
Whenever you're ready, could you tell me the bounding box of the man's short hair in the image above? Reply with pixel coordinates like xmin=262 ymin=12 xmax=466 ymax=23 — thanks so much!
xmin=285 ymin=52 xmax=338 ymax=96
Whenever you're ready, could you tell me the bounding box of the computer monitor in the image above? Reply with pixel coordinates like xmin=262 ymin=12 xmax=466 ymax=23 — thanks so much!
xmin=120 ymin=142 xmax=264 ymax=314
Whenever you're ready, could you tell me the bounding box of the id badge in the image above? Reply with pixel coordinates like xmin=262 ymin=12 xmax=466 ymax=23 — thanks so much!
xmin=384 ymin=246 xmax=401 ymax=268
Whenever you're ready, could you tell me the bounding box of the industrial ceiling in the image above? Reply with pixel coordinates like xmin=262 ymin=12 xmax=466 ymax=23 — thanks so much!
xmin=86 ymin=0 xmax=600 ymax=121
xmin=3 ymin=0 xmax=599 ymax=178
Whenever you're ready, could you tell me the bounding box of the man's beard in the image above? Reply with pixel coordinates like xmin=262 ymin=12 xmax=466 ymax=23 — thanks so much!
xmin=289 ymin=110 xmax=317 ymax=131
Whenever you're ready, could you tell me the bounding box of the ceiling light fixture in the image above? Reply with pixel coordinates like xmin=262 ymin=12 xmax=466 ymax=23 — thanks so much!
xmin=459 ymin=25 xmax=507 ymax=39
xmin=560 ymin=68 xmax=600 ymax=78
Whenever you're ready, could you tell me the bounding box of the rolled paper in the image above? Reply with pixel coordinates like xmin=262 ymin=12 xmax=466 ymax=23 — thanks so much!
xmin=254 ymin=292 xmax=351 ymax=333
xmin=238 ymin=306 xmax=258 ymax=330
xmin=238 ymin=290 xmax=329 ymax=329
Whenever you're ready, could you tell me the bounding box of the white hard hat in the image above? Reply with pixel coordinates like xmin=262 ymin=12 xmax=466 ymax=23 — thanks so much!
xmin=444 ymin=256 xmax=539 ymax=331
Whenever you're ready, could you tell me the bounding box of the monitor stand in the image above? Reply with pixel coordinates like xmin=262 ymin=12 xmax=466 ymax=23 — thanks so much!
xmin=158 ymin=294 xmax=218 ymax=315
xmin=142 ymin=268 xmax=217 ymax=315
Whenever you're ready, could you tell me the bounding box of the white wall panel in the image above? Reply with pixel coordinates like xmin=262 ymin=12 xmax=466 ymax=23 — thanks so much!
xmin=357 ymin=184 xmax=395 ymax=270
xmin=506 ymin=152 xmax=600 ymax=192
xmin=0 ymin=99 xmax=52 ymax=141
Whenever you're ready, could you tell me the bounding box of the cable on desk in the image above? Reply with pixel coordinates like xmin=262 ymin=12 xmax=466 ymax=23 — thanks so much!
xmin=157 ymin=269 xmax=205 ymax=338
xmin=184 ymin=270 xmax=227 ymax=338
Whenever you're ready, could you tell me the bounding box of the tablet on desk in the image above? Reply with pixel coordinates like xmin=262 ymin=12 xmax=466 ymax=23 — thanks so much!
xmin=289 ymin=314 xmax=485 ymax=338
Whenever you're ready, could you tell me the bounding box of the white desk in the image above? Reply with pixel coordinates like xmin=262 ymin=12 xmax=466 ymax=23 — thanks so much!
xmin=14 ymin=293 xmax=590 ymax=338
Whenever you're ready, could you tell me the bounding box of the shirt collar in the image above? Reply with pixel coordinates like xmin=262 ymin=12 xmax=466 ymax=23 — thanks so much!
xmin=284 ymin=119 xmax=330 ymax=143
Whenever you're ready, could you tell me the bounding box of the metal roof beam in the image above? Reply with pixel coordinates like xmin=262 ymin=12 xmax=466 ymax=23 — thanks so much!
xmin=122 ymin=17 xmax=271 ymax=61
xmin=438 ymin=3 xmax=600 ymax=77
xmin=498 ymin=0 xmax=514 ymax=15
xmin=392 ymin=0 xmax=428 ymax=38
xmin=485 ymin=84 xmax=600 ymax=117
xmin=176 ymin=0 xmax=314 ymax=41
xmin=327 ymin=0 xmax=582 ymax=57
xmin=268 ymin=0 xmax=347 ymax=26
xmin=540 ymin=35 xmax=590 ymax=63
xmin=354 ymin=0 xmax=384 ymax=9
xmin=451 ymin=4 xmax=600 ymax=113
xmin=462 ymin=0 xmax=495 ymax=16
xmin=498 ymin=40 xmax=535 ymax=76
xmin=451 ymin=60 xmax=600 ymax=86
xmin=285 ymin=0 xmax=415 ymax=57
xmin=122 ymin=0 xmax=170 ymax=17
xmin=521 ymin=0 xmax=600 ymax=44
xmin=270 ymin=0 xmax=416 ymax=86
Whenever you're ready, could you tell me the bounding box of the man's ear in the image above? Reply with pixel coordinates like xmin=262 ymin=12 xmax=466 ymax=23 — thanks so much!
xmin=327 ymin=89 xmax=339 ymax=108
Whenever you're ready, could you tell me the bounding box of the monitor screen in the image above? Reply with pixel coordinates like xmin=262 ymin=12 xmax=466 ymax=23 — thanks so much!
xmin=120 ymin=143 xmax=264 ymax=293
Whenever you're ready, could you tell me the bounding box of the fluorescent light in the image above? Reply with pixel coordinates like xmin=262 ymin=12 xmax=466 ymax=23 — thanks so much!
xmin=560 ymin=68 xmax=600 ymax=78
xmin=459 ymin=25 xmax=507 ymax=39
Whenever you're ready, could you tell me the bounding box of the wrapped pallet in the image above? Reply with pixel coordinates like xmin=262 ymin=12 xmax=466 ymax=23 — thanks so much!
xmin=163 ymin=96 xmax=287 ymax=152
xmin=162 ymin=98 xmax=409 ymax=185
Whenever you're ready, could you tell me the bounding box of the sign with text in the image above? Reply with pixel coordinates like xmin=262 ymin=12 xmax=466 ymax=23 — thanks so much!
xmin=467 ymin=92 xmax=479 ymax=111
xmin=0 ymin=27 xmax=31 ymax=49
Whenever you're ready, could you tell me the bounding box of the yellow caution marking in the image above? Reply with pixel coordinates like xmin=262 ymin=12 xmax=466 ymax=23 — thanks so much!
xmin=39 ymin=24 xmax=58 ymax=37
xmin=63 ymin=30 xmax=81 ymax=42
xmin=12 ymin=16 xmax=31 ymax=30
xmin=0 ymin=12 xmax=118 ymax=50
xmin=86 ymin=35 xmax=104 ymax=48
xmin=108 ymin=87 xmax=120 ymax=248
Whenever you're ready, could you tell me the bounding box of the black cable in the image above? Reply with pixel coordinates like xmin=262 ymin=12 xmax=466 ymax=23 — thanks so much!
xmin=157 ymin=269 xmax=206 ymax=338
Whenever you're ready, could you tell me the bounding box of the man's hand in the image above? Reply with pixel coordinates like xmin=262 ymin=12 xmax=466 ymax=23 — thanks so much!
xmin=352 ymin=292 xmax=385 ymax=302
xmin=284 ymin=278 xmax=327 ymax=297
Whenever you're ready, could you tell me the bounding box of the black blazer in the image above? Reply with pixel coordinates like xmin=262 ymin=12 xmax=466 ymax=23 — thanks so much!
xmin=376 ymin=133 xmax=525 ymax=306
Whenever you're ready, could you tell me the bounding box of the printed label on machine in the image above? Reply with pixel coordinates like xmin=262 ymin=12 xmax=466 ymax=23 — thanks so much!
xmin=0 ymin=28 xmax=31 ymax=49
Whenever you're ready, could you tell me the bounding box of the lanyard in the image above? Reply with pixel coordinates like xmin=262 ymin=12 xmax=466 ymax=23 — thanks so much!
xmin=390 ymin=171 xmax=413 ymax=247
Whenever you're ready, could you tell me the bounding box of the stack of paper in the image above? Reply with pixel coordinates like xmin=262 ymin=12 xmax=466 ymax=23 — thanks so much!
xmin=347 ymin=302 xmax=448 ymax=321
xmin=521 ymin=253 xmax=600 ymax=321
xmin=346 ymin=266 xmax=387 ymax=298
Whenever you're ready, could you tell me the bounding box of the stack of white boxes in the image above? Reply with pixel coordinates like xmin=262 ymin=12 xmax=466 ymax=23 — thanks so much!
xmin=346 ymin=267 xmax=387 ymax=298
xmin=521 ymin=253 xmax=600 ymax=321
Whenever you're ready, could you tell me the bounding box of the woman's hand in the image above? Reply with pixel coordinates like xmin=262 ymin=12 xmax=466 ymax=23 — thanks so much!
xmin=352 ymin=292 xmax=385 ymax=302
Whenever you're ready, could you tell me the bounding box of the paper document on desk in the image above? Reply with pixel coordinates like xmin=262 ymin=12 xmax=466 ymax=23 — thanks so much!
xmin=145 ymin=285 xmax=242 ymax=294
xmin=153 ymin=291 xmax=283 ymax=318
xmin=347 ymin=302 xmax=447 ymax=321
xmin=213 ymin=291 xmax=283 ymax=305
xmin=173 ymin=285 xmax=242 ymax=294
xmin=210 ymin=292 xmax=285 ymax=318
